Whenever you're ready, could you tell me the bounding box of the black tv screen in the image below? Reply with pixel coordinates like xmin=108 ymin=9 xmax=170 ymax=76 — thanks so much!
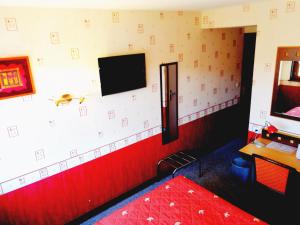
xmin=98 ymin=53 xmax=146 ymax=96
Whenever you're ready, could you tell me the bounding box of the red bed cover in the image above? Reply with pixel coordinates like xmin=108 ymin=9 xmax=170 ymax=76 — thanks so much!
xmin=96 ymin=176 xmax=267 ymax=225
xmin=285 ymin=106 xmax=300 ymax=117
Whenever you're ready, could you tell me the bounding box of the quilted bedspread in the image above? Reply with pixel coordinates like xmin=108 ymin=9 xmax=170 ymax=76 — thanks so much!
xmin=95 ymin=176 xmax=268 ymax=225
xmin=285 ymin=106 xmax=300 ymax=118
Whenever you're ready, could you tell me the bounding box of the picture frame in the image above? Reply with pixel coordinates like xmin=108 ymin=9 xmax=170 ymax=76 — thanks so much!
xmin=0 ymin=56 xmax=35 ymax=100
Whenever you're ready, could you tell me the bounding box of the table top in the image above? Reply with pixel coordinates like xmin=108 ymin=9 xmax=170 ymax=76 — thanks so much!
xmin=239 ymin=138 xmax=300 ymax=172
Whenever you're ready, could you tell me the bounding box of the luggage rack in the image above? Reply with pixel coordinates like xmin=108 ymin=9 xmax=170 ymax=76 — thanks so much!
xmin=157 ymin=151 xmax=198 ymax=178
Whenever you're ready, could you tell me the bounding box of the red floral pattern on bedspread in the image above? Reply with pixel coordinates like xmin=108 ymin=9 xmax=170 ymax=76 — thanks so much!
xmin=96 ymin=176 xmax=268 ymax=225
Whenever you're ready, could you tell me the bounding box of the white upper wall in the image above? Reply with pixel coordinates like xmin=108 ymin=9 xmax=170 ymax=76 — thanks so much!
xmin=0 ymin=7 xmax=242 ymax=194
xmin=201 ymin=0 xmax=300 ymax=135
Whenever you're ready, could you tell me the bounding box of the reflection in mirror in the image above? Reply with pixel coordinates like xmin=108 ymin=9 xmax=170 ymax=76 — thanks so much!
xmin=279 ymin=61 xmax=300 ymax=84
xmin=272 ymin=57 xmax=300 ymax=120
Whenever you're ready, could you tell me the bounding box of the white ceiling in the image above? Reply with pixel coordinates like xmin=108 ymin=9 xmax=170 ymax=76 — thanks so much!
xmin=0 ymin=0 xmax=264 ymax=10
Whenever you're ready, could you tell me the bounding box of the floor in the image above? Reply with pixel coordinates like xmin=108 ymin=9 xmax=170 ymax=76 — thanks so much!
xmin=80 ymin=138 xmax=297 ymax=225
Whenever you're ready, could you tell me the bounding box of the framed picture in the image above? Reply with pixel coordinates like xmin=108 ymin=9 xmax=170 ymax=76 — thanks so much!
xmin=0 ymin=56 xmax=35 ymax=100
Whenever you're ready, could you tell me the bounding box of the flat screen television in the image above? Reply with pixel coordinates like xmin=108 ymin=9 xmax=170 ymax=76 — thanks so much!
xmin=98 ymin=53 xmax=146 ymax=96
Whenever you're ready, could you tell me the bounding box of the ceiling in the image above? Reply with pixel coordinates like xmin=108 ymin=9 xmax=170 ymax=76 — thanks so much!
xmin=0 ymin=0 xmax=264 ymax=10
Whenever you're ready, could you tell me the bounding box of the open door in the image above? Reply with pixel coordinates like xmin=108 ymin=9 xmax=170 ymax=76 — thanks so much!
xmin=160 ymin=62 xmax=178 ymax=144
xmin=240 ymin=32 xmax=256 ymax=144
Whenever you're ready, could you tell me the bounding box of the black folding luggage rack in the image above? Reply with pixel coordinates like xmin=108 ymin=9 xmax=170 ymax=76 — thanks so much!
xmin=157 ymin=151 xmax=198 ymax=178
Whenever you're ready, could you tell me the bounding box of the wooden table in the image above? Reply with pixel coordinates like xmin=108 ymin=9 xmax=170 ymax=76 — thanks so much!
xmin=239 ymin=138 xmax=300 ymax=172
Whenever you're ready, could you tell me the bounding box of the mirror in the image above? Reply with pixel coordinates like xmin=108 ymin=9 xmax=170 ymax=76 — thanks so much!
xmin=271 ymin=47 xmax=300 ymax=121
xmin=160 ymin=62 xmax=178 ymax=144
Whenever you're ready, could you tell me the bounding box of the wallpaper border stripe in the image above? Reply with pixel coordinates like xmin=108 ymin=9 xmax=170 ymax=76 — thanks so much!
xmin=0 ymin=97 xmax=239 ymax=195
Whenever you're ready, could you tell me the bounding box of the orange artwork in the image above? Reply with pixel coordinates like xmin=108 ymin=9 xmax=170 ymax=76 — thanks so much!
xmin=0 ymin=56 xmax=35 ymax=100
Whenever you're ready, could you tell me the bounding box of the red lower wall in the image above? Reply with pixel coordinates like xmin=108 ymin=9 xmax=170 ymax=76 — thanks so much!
xmin=0 ymin=105 xmax=241 ymax=225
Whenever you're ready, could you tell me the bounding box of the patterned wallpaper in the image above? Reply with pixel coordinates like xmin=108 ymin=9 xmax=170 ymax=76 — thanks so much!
xmin=0 ymin=8 xmax=242 ymax=194
xmin=201 ymin=0 xmax=300 ymax=135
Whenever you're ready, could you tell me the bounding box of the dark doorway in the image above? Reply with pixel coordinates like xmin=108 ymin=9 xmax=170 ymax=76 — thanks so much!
xmin=160 ymin=62 xmax=178 ymax=144
xmin=239 ymin=32 xmax=257 ymax=145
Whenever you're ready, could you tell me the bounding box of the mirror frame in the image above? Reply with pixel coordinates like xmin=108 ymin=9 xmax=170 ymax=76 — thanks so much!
xmin=271 ymin=46 xmax=300 ymax=121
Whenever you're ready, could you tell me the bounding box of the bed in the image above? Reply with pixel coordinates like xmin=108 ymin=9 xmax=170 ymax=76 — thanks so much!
xmin=285 ymin=106 xmax=300 ymax=117
xmin=95 ymin=176 xmax=267 ymax=225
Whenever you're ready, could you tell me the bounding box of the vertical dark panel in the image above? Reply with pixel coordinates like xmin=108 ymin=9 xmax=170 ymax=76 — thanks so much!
xmin=240 ymin=33 xmax=256 ymax=144
xmin=167 ymin=63 xmax=178 ymax=141
xmin=160 ymin=62 xmax=178 ymax=144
